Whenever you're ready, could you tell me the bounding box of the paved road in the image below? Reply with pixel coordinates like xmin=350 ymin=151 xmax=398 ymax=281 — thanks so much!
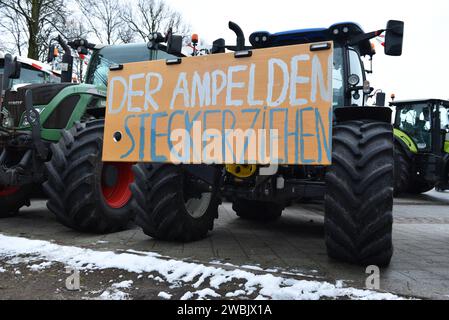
xmin=0 ymin=190 xmax=448 ymax=299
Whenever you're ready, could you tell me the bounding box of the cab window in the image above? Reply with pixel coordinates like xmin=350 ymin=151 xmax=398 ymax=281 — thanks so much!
xmin=348 ymin=48 xmax=364 ymax=106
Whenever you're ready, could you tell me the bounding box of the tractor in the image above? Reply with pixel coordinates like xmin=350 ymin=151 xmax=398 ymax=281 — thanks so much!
xmin=0 ymin=34 xmax=184 ymax=233
xmin=103 ymin=20 xmax=405 ymax=266
xmin=392 ymin=99 xmax=449 ymax=195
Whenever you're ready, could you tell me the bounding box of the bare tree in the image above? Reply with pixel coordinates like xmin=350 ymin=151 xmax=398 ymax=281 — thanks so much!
xmin=0 ymin=0 xmax=69 ymax=60
xmin=78 ymin=0 xmax=125 ymax=45
xmin=121 ymin=0 xmax=190 ymax=43
xmin=0 ymin=7 xmax=27 ymax=56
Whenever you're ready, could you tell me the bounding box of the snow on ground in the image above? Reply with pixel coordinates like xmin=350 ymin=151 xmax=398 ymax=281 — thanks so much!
xmin=28 ymin=261 xmax=53 ymax=272
xmin=99 ymin=289 xmax=130 ymax=300
xmin=0 ymin=233 xmax=403 ymax=300
xmin=0 ymin=266 xmax=5 ymax=273
xmin=96 ymin=280 xmax=134 ymax=300
xmin=112 ymin=280 xmax=134 ymax=289
xmin=158 ymin=292 xmax=173 ymax=300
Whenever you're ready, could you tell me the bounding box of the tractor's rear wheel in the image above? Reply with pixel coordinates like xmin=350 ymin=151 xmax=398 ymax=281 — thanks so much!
xmin=232 ymin=200 xmax=283 ymax=221
xmin=393 ymin=143 xmax=411 ymax=196
xmin=0 ymin=186 xmax=31 ymax=218
xmin=325 ymin=120 xmax=394 ymax=267
xmin=44 ymin=120 xmax=135 ymax=233
xmin=132 ymin=164 xmax=219 ymax=242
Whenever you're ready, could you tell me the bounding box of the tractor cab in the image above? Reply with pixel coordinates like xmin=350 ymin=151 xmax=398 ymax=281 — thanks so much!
xmin=392 ymin=99 xmax=449 ymax=194
xmin=243 ymin=20 xmax=404 ymax=110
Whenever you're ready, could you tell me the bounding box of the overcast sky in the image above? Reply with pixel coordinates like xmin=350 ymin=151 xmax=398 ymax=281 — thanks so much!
xmin=165 ymin=0 xmax=449 ymax=102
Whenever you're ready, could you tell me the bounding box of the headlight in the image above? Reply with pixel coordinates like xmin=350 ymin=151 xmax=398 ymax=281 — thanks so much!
xmin=2 ymin=115 xmax=14 ymax=129
xmin=21 ymin=107 xmax=44 ymax=127
xmin=1 ymin=109 xmax=14 ymax=129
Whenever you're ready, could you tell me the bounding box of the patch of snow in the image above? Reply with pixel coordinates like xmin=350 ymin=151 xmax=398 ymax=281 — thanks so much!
xmin=29 ymin=261 xmax=53 ymax=271
xmin=180 ymin=291 xmax=194 ymax=300
xmin=15 ymin=270 xmax=21 ymax=275
xmin=99 ymin=289 xmax=129 ymax=300
xmin=112 ymin=280 xmax=133 ymax=289
xmin=241 ymin=265 xmax=263 ymax=271
xmin=0 ymin=234 xmax=404 ymax=300
xmin=158 ymin=292 xmax=172 ymax=300
xmin=0 ymin=266 xmax=5 ymax=273
xmin=194 ymin=288 xmax=221 ymax=300
xmin=225 ymin=290 xmax=247 ymax=298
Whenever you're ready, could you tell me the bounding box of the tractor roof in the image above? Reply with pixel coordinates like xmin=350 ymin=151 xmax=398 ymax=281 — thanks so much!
xmin=251 ymin=22 xmax=373 ymax=55
xmin=270 ymin=22 xmax=365 ymax=43
xmin=390 ymin=99 xmax=449 ymax=107
xmin=0 ymin=51 xmax=54 ymax=74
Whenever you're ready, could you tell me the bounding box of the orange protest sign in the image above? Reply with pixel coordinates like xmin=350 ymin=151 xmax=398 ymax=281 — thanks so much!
xmin=102 ymin=42 xmax=333 ymax=165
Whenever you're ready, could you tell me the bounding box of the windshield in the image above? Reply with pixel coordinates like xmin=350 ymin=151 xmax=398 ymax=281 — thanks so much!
xmin=86 ymin=43 xmax=178 ymax=87
xmin=397 ymin=103 xmax=432 ymax=151
xmin=332 ymin=44 xmax=344 ymax=108
xmin=348 ymin=48 xmax=364 ymax=106
xmin=440 ymin=106 xmax=449 ymax=131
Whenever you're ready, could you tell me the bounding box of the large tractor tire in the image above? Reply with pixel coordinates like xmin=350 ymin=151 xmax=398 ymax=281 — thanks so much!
xmin=0 ymin=186 xmax=31 ymax=218
xmin=393 ymin=143 xmax=411 ymax=196
xmin=325 ymin=120 xmax=394 ymax=267
xmin=44 ymin=120 xmax=135 ymax=233
xmin=132 ymin=164 xmax=220 ymax=242
xmin=232 ymin=200 xmax=283 ymax=222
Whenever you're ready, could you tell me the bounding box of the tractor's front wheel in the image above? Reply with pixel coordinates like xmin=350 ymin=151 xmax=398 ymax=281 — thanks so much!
xmin=232 ymin=200 xmax=283 ymax=221
xmin=0 ymin=186 xmax=31 ymax=218
xmin=132 ymin=164 xmax=219 ymax=242
xmin=44 ymin=120 xmax=135 ymax=233
xmin=325 ymin=121 xmax=394 ymax=267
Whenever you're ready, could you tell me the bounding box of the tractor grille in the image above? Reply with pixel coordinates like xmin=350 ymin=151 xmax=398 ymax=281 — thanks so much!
xmin=2 ymin=89 xmax=26 ymax=127
xmin=1 ymin=83 xmax=76 ymax=128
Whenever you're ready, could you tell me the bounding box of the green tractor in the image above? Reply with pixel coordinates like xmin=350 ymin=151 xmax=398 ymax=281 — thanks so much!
xmin=392 ymin=99 xmax=449 ymax=195
xmin=109 ymin=20 xmax=405 ymax=266
xmin=0 ymin=34 xmax=184 ymax=233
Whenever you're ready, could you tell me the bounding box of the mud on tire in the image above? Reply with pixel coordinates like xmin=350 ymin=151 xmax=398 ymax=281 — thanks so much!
xmin=44 ymin=120 xmax=135 ymax=233
xmin=325 ymin=120 xmax=394 ymax=267
xmin=233 ymin=200 xmax=283 ymax=222
xmin=132 ymin=164 xmax=220 ymax=242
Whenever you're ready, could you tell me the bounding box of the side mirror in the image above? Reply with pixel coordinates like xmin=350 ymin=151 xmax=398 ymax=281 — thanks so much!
xmin=375 ymin=92 xmax=386 ymax=107
xmin=3 ymin=54 xmax=21 ymax=80
xmin=385 ymin=20 xmax=404 ymax=56
xmin=167 ymin=34 xmax=183 ymax=55
xmin=10 ymin=59 xmax=21 ymax=79
xmin=211 ymin=38 xmax=226 ymax=54
xmin=47 ymin=45 xmax=56 ymax=63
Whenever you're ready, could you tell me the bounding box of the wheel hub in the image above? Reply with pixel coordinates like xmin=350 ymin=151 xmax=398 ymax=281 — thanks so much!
xmin=101 ymin=162 xmax=134 ymax=209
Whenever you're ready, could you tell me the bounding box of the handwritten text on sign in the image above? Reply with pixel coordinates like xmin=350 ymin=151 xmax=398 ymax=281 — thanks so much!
xmin=102 ymin=43 xmax=333 ymax=165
